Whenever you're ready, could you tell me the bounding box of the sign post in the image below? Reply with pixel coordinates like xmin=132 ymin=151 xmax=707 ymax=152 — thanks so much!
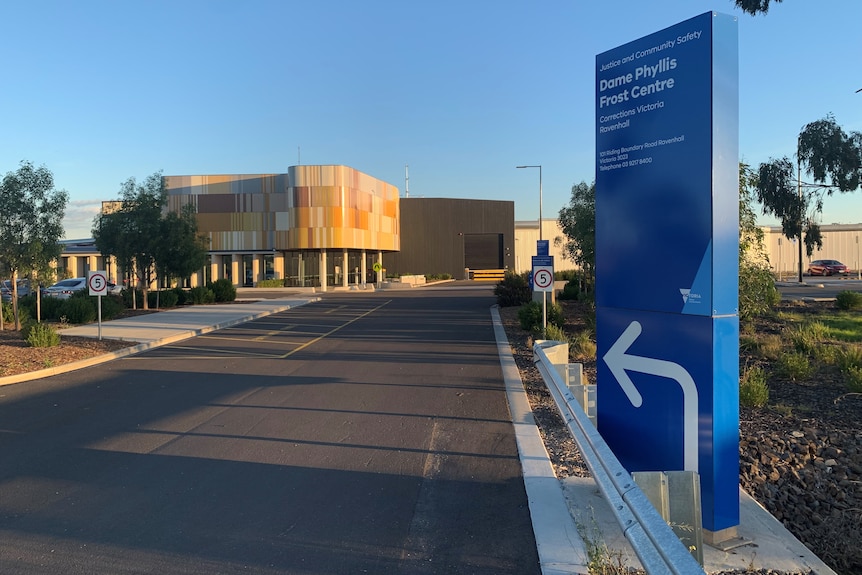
xmin=595 ymin=12 xmax=739 ymax=541
xmin=535 ymin=240 xmax=552 ymax=332
xmin=531 ymin=254 xmax=554 ymax=334
xmin=88 ymin=270 xmax=108 ymax=340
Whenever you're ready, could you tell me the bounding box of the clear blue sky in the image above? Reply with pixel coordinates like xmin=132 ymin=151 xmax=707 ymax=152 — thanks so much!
xmin=1 ymin=0 xmax=860 ymax=240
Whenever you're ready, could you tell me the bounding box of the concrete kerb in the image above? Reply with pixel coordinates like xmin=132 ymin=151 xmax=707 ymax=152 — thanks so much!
xmin=0 ymin=298 xmax=320 ymax=387
xmin=491 ymin=305 xmax=590 ymax=574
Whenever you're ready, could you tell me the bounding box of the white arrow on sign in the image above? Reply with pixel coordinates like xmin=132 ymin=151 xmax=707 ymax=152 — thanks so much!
xmin=603 ymin=320 xmax=699 ymax=473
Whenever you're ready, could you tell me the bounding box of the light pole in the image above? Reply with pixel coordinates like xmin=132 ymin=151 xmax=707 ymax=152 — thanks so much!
xmin=857 ymin=235 xmax=860 ymax=280
xmin=517 ymin=164 xmax=546 ymax=334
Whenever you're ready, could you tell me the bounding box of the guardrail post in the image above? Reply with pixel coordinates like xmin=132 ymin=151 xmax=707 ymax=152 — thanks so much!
xmin=634 ymin=471 xmax=704 ymax=566
xmin=567 ymin=363 xmax=597 ymax=427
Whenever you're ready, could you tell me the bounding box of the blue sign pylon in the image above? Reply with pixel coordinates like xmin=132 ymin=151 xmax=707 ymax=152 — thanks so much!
xmin=595 ymin=11 xmax=739 ymax=536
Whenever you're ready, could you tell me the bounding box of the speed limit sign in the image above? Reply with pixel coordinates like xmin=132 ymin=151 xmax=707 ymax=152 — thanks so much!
xmin=533 ymin=267 xmax=554 ymax=292
xmin=88 ymin=270 xmax=108 ymax=296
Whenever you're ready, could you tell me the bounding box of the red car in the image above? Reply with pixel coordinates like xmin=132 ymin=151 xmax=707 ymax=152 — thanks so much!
xmin=807 ymin=259 xmax=848 ymax=276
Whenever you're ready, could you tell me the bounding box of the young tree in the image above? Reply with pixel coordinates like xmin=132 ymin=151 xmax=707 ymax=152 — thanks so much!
xmin=154 ymin=204 xmax=210 ymax=289
xmin=0 ymin=161 xmax=69 ymax=329
xmin=93 ymin=201 xmax=137 ymax=302
xmin=94 ymin=172 xmax=210 ymax=309
xmin=556 ymin=181 xmax=595 ymax=290
xmin=92 ymin=172 xmax=167 ymax=310
xmin=756 ymin=115 xmax=862 ymax=281
xmin=738 ymin=163 xmax=780 ymax=321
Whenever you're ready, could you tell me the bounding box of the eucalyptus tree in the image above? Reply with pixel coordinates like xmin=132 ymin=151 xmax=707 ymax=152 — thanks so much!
xmin=733 ymin=0 xmax=782 ymax=15
xmin=0 ymin=161 xmax=68 ymax=328
xmin=755 ymin=115 xmax=862 ymax=282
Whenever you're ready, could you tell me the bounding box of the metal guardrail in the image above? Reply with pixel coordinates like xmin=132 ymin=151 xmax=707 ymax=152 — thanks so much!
xmin=533 ymin=341 xmax=706 ymax=575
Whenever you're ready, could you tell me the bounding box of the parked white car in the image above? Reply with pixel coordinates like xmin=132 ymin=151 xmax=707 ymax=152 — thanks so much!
xmin=45 ymin=277 xmax=87 ymax=299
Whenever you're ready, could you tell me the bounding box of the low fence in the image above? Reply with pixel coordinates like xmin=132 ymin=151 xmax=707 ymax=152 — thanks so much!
xmin=533 ymin=340 xmax=706 ymax=575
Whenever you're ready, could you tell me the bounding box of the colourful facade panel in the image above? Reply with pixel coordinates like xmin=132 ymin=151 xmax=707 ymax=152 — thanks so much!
xmin=163 ymin=166 xmax=399 ymax=252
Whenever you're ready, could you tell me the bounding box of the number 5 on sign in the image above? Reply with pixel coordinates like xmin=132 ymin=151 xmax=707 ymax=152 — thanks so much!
xmin=532 ymin=266 xmax=554 ymax=292
xmin=88 ymin=270 xmax=107 ymax=340
xmin=88 ymin=270 xmax=107 ymax=296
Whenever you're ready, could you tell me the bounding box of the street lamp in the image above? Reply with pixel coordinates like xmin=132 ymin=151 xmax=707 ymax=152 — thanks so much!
xmin=516 ymin=165 xmax=543 ymax=241
xmin=516 ymin=164 xmax=546 ymax=334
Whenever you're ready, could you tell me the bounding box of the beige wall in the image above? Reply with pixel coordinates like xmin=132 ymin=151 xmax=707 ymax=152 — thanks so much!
xmin=513 ymin=219 xmax=578 ymax=274
xmin=762 ymin=223 xmax=862 ymax=279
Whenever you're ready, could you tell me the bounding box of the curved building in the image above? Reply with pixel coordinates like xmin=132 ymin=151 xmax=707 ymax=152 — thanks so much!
xmin=164 ymin=165 xmax=399 ymax=288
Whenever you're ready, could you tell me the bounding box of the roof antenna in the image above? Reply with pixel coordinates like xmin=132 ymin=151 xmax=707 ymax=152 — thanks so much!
xmin=405 ymin=164 xmax=409 ymax=198
xmin=298 ymin=146 xmax=301 ymax=165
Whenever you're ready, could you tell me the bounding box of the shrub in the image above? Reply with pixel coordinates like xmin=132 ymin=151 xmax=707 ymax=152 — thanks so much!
xmin=570 ymin=330 xmax=597 ymax=361
xmin=190 ymin=286 xmax=216 ymax=304
xmin=256 ymin=279 xmax=283 ymax=288
xmin=37 ymin=296 xmax=67 ymax=321
xmin=844 ymin=366 xmax=862 ymax=393
xmin=754 ymin=334 xmax=783 ymax=360
xmin=739 ymin=334 xmax=759 ymax=354
xmin=813 ymin=344 xmax=838 ymax=365
xmin=209 ymin=278 xmax=237 ymax=302
xmin=61 ymin=297 xmax=97 ymax=324
xmin=518 ymin=301 xmax=542 ymax=331
xmin=171 ymin=287 xmax=191 ymax=306
xmin=558 ymin=281 xmax=582 ymax=301
xmin=739 ymin=260 xmax=780 ymax=322
xmin=17 ymin=294 xmax=39 ymax=321
xmin=837 ymin=344 xmax=862 ymax=371
xmin=836 ymin=290 xmax=862 ymax=311
xmin=547 ymin=302 xmax=565 ymax=328
xmin=554 ymin=269 xmax=579 ymax=281
xmin=147 ymin=289 xmax=179 ymax=309
xmin=123 ymin=289 xmax=144 ymax=309
xmin=776 ymin=352 xmax=812 ymax=381
xmin=740 ymin=366 xmax=769 ymax=407
xmin=517 ymin=301 xmax=564 ymax=332
xmin=786 ymin=322 xmax=827 ymax=354
xmin=494 ymin=272 xmax=531 ymax=307
xmin=543 ymin=323 xmax=569 ymax=343
xmin=1 ymin=301 xmax=13 ymax=324
xmin=100 ymin=295 xmax=126 ymax=320
xmin=23 ymin=322 xmax=61 ymax=348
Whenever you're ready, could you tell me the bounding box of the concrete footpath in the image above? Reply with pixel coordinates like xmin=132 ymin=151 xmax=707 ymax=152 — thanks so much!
xmin=0 ymin=295 xmax=320 ymax=386
xmin=1 ymin=291 xmax=839 ymax=574
xmin=58 ymin=295 xmax=319 ymax=344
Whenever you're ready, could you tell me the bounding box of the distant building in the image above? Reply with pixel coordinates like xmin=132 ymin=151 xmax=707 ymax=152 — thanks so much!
xmin=163 ymin=166 xmax=399 ymax=288
xmin=762 ymin=223 xmax=862 ymax=279
xmin=382 ymin=198 xmax=515 ymax=279
xmin=56 ymin=164 xmax=592 ymax=288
